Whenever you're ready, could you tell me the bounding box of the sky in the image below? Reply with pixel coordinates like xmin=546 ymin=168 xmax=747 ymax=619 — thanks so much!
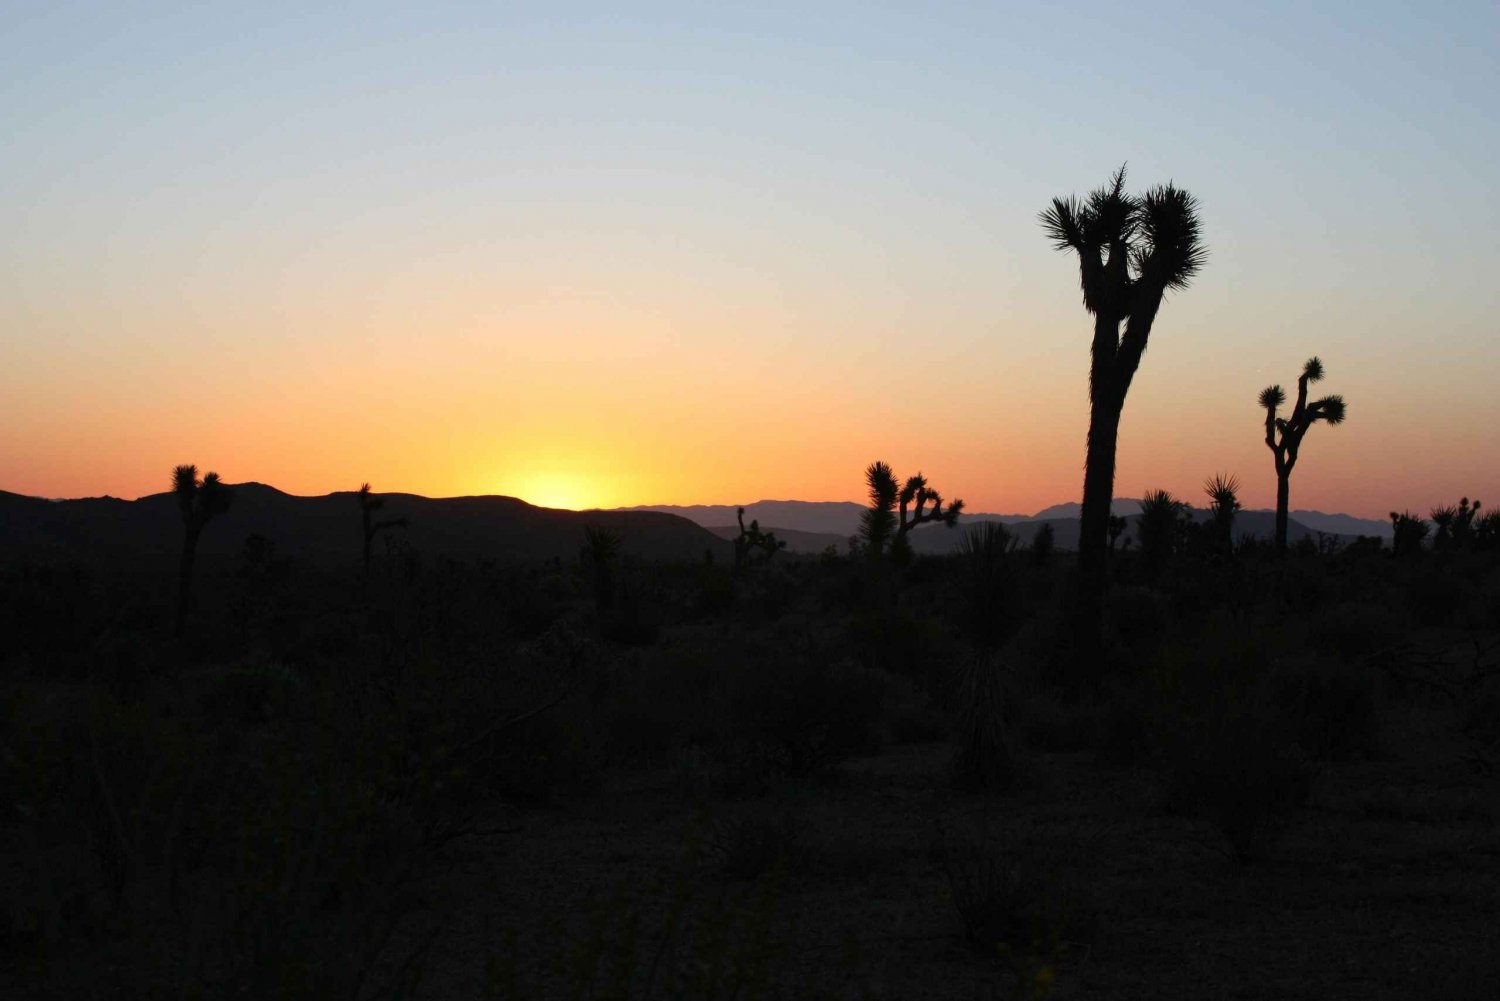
xmin=2 ymin=1 xmax=1496 ymax=518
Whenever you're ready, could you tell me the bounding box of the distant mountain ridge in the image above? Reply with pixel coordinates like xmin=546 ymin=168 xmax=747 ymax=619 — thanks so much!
xmin=621 ymin=498 xmax=1392 ymax=551
xmin=0 ymin=484 xmax=729 ymax=567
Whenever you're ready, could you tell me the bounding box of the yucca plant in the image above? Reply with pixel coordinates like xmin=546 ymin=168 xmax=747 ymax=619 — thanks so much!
xmin=1260 ymin=357 xmax=1346 ymax=554
xmin=358 ymin=482 xmax=409 ymax=583
xmin=1431 ymin=497 xmax=1481 ymax=551
xmin=1203 ymin=473 xmax=1242 ymax=556
xmin=1136 ymin=489 xmax=1185 ymax=575
xmin=1041 ymin=166 xmax=1205 ymax=651
xmin=173 ymin=464 xmax=234 ymax=636
xmin=958 ymin=521 xmax=1019 ymax=648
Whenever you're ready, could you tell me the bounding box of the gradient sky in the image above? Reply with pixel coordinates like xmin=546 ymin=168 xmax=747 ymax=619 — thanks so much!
xmin=3 ymin=2 xmax=1496 ymax=517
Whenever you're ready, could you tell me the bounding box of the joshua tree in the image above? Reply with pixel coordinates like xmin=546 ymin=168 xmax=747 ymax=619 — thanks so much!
xmin=859 ymin=461 xmax=963 ymax=560
xmin=1203 ymin=473 xmax=1242 ymax=555
xmin=358 ymin=483 xmax=408 ymax=580
xmin=173 ymin=464 xmax=234 ymax=636
xmin=1260 ymin=357 xmax=1346 ymax=554
xmin=1041 ymin=166 xmax=1205 ymax=648
xmin=733 ymin=507 xmax=785 ymax=570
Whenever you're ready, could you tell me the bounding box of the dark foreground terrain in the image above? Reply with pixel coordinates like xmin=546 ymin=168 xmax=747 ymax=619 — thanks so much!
xmin=2 ymin=515 xmax=1497 ymax=999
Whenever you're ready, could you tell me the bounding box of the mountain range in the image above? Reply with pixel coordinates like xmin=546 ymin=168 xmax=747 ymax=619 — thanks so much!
xmin=623 ymin=498 xmax=1393 ymax=555
xmin=0 ymin=485 xmax=1393 ymax=568
xmin=0 ymin=484 xmax=729 ymax=568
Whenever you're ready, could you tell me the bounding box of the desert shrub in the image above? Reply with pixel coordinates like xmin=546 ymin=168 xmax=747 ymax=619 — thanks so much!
xmin=725 ymin=651 xmax=887 ymax=778
xmin=882 ymin=673 xmax=950 ymax=744
xmin=706 ymin=805 xmax=813 ymax=881
xmin=485 ymin=845 xmax=790 ymax=1001
xmin=933 ymin=818 xmax=1090 ymax=995
xmin=1308 ymin=600 xmax=1408 ymax=662
xmin=1162 ymin=707 xmax=1314 ymax=861
xmin=735 ymin=563 xmax=798 ymax=621
xmin=1016 ymin=689 xmax=1102 ymax=754
xmin=1462 ymin=675 xmax=1500 ymax=749
xmin=1262 ymin=655 xmax=1381 ymax=760
xmin=846 ymin=606 xmax=945 ymax=687
xmin=1103 ymin=585 xmax=1172 ymax=664
xmin=1092 ymin=677 xmax=1173 ymax=766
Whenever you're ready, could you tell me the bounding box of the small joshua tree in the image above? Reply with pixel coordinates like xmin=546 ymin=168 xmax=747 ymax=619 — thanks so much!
xmin=581 ymin=525 xmax=623 ymax=613
xmin=1261 ymin=358 xmax=1346 ymax=554
xmin=859 ymin=461 xmax=963 ymax=562
xmin=1107 ymin=514 xmax=1129 ymax=553
xmin=733 ymin=507 xmax=785 ymax=570
xmin=358 ymin=483 xmax=408 ymax=582
xmin=173 ymin=464 xmax=234 ymax=636
xmin=1390 ymin=511 xmax=1429 ymax=558
xmin=1203 ymin=473 xmax=1242 ymax=556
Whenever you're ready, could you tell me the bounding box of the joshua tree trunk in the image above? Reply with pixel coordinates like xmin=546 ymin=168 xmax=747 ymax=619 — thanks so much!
xmin=175 ymin=526 xmax=201 ymax=637
xmin=1275 ymin=470 xmax=1290 ymax=554
xmin=1077 ymin=397 xmax=1121 ymax=649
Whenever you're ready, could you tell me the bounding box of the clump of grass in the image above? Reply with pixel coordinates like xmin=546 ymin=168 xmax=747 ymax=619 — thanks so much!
xmin=1262 ymin=654 xmax=1382 ymax=760
xmin=951 ymin=653 xmax=1017 ymax=792
xmin=933 ymin=818 xmax=1088 ymax=997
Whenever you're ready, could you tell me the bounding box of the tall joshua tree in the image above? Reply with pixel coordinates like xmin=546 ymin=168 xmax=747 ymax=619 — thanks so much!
xmin=358 ymin=483 xmax=408 ymax=581
xmin=859 ymin=461 xmax=963 ymax=560
xmin=1260 ymin=357 xmax=1346 ymax=553
xmin=1041 ymin=167 xmax=1205 ymax=647
xmin=173 ymin=464 xmax=234 ymax=636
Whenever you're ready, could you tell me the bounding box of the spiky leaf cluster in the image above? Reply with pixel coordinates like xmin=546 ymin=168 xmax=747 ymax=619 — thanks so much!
xmin=173 ymin=464 xmax=234 ymax=533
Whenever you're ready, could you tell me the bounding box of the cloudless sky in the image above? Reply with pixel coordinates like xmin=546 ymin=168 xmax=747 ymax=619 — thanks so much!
xmin=3 ymin=1 xmax=1496 ymax=516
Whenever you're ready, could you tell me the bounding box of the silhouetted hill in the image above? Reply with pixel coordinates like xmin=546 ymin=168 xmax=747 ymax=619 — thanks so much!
xmin=0 ymin=484 xmax=729 ymax=567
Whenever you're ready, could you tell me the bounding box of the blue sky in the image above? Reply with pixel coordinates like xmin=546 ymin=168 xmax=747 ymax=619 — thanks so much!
xmin=2 ymin=2 xmax=1496 ymax=513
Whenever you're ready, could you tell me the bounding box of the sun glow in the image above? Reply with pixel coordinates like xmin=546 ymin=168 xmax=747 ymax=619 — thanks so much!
xmin=509 ymin=473 xmax=598 ymax=512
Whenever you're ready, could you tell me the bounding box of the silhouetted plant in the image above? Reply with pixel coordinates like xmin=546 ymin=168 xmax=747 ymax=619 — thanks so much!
xmin=358 ymin=482 xmax=408 ymax=583
xmin=1203 ymin=473 xmax=1241 ymax=556
xmin=1260 ymin=357 xmax=1346 ymax=554
xmin=951 ymin=653 xmax=1016 ymax=792
xmin=1136 ymin=489 xmax=1185 ymax=575
xmin=1432 ymin=497 xmax=1481 ymax=551
xmin=1030 ymin=523 xmax=1055 ymax=567
xmin=859 ymin=461 xmax=963 ymax=562
xmin=733 ymin=506 xmax=786 ymax=571
xmin=173 ymin=464 xmax=233 ymax=636
xmin=1041 ymin=166 xmax=1205 ymax=654
xmin=958 ymin=522 xmax=1019 ymax=648
xmin=1106 ymin=514 xmax=1128 ymax=553
xmin=1477 ymin=510 xmax=1500 ymax=552
xmin=581 ymin=525 xmax=624 ymax=614
xmin=1390 ymin=510 xmax=1429 ymax=558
